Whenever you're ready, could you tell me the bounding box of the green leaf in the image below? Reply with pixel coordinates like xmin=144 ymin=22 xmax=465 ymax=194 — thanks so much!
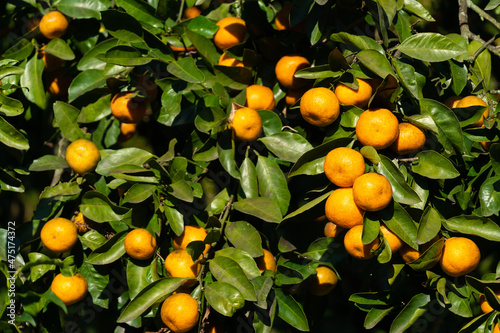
xmin=117 ymin=277 xmax=186 ymax=322
xmin=403 ymin=0 xmax=435 ymax=21
xmin=167 ymin=57 xmax=205 ymax=83
xmin=259 ymin=132 xmax=313 ymax=163
xmin=469 ymin=40 xmax=491 ymax=90
xmin=20 ymin=55 xmax=46 ymax=110
xmin=164 ymin=206 xmax=184 ymax=236
xmin=124 ymin=183 xmax=156 ymax=204
xmin=2 ymin=38 xmax=34 ymax=62
xmin=58 ymin=0 xmax=108 ymax=19
xmin=407 ymin=238 xmax=444 ymax=271
xmin=28 ymin=253 xmax=56 ymax=282
xmin=449 ymin=60 xmax=468 ymax=96
xmin=417 ymin=206 xmax=441 ymax=244
xmin=233 ymin=197 xmax=283 ymax=223
xmin=68 ymin=69 xmax=108 ymax=103
xmin=101 ymin=10 xmax=144 ymax=43
xmin=80 ymin=260 xmax=110 ymax=309
xmin=0 ymin=116 xmax=29 ymax=150
xmin=420 ymin=98 xmax=465 ymax=152
xmin=185 ymin=29 xmax=219 ymax=67
xmin=376 ymin=155 xmax=421 ymax=205
xmin=43 ymin=38 xmax=75 ymax=61
xmin=275 ymin=288 xmax=310 ymax=331
xmin=239 ymin=157 xmax=258 ymax=199
xmin=204 ymin=282 xmax=245 ymax=317
xmin=115 ymin=0 xmax=163 ymax=29
xmin=126 ymin=260 xmax=153 ymax=300
xmin=288 ymin=137 xmax=354 ymax=177
xmin=396 ymin=33 xmax=467 ymax=62
xmin=215 ymin=247 xmax=261 ymax=280
xmin=86 ymin=231 xmax=128 ymax=265
xmin=80 ymin=230 xmax=108 ymax=251
xmin=0 ymin=93 xmax=24 ymax=117
xmin=330 ymin=32 xmax=384 ymax=54
xmin=217 ymin=131 xmax=240 ymax=179
xmin=479 ymin=176 xmax=500 ymax=217
xmin=349 ymin=291 xmax=391 ymax=305
xmin=167 ymin=180 xmax=194 ymax=203
xmin=365 ymin=307 xmax=394 ymax=330
xmin=379 ymin=201 xmax=418 ymax=250
xmin=78 ymin=94 xmax=112 ymax=123
xmin=362 ymin=213 xmax=380 ymax=245
xmin=39 ymin=182 xmax=81 ymax=199
xmin=53 ymin=101 xmax=86 ymax=142
xmin=0 ymin=168 xmax=24 ymax=193
xmin=96 ymin=148 xmax=154 ymax=176
xmin=225 ymin=221 xmax=263 ymax=258
xmin=301 ymin=237 xmax=337 ymax=262
xmin=80 ymin=191 xmax=131 ymax=223
xmin=96 ymin=45 xmax=153 ymax=66
xmin=258 ymin=110 xmax=283 ymax=136
xmin=253 ymin=276 xmax=274 ymax=309
xmin=389 ymin=293 xmax=431 ymax=333
xmin=377 ymin=0 xmax=397 ymax=25
xmin=77 ymin=38 xmax=120 ymax=71
xmin=442 ymin=215 xmax=500 ymax=241
xmin=209 ymin=256 xmax=257 ymax=301
xmin=412 ymin=151 xmax=460 ymax=179
xmin=356 ymin=49 xmax=396 ymax=79
xmin=257 ymin=155 xmax=290 ymax=216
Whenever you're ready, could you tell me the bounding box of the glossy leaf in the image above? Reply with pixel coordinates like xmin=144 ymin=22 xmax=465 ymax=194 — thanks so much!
xmin=209 ymin=256 xmax=257 ymax=301
xmin=357 ymin=49 xmax=396 ymax=79
xmin=80 ymin=191 xmax=131 ymax=223
xmin=96 ymin=148 xmax=153 ymax=176
xmin=417 ymin=206 xmax=441 ymax=244
xmin=86 ymin=231 xmax=128 ymax=265
xmin=58 ymin=0 xmax=108 ymax=19
xmin=204 ymin=282 xmax=245 ymax=317
xmin=379 ymin=201 xmax=418 ymax=250
xmin=214 ymin=247 xmax=261 ymax=280
xmin=412 ymin=150 xmax=460 ymax=179
xmin=442 ymin=215 xmax=500 ymax=241
xmin=257 ymin=155 xmax=290 ymax=216
xmin=330 ymin=32 xmax=384 ymax=54
xmin=389 ymin=293 xmax=431 ymax=333
xmin=115 ymin=0 xmax=163 ymax=29
xmin=233 ymin=197 xmax=283 ymax=223
xmin=376 ymin=155 xmax=421 ymax=205
xmin=396 ymin=33 xmax=467 ymax=62
xmin=225 ymin=221 xmax=263 ymax=258
xmin=259 ymin=132 xmax=313 ymax=163
xmin=20 ymin=55 xmax=46 ymax=110
xmin=68 ymin=69 xmax=108 ymax=102
xmin=43 ymin=38 xmax=75 ymax=61
xmin=239 ymin=157 xmax=258 ymax=199
xmin=479 ymin=176 xmax=500 ymax=217
xmin=124 ymin=183 xmax=156 ymax=204
xmin=53 ymin=101 xmax=86 ymax=142
xmin=275 ymin=288 xmax=309 ymax=331
xmin=0 ymin=116 xmax=29 ymax=150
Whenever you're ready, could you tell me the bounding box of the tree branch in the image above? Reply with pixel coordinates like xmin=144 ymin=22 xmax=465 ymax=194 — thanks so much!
xmin=467 ymin=0 xmax=500 ymax=31
xmin=458 ymin=0 xmax=469 ymax=41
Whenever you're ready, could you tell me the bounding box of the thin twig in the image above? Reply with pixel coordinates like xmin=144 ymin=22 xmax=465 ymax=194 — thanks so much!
xmin=398 ymin=157 xmax=419 ymax=162
xmin=467 ymin=0 xmax=500 ymax=31
xmin=469 ymin=35 xmax=498 ymax=62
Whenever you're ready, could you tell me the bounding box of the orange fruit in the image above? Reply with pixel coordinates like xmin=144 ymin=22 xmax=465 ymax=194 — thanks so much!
xmin=352 ymin=173 xmax=393 ymax=211
xmin=51 ymin=273 xmax=88 ymax=305
xmin=255 ymin=249 xmax=277 ymax=274
xmin=65 ymin=138 xmax=101 ymax=175
xmin=399 ymin=236 xmax=440 ymax=263
xmin=479 ymin=290 xmax=500 ymax=313
xmin=274 ymin=3 xmax=292 ymax=31
xmin=213 ymin=17 xmax=246 ymax=50
xmin=324 ymin=188 xmax=364 ymax=229
xmin=164 ymin=249 xmax=201 ymax=286
xmin=275 ymin=55 xmax=310 ymax=89
xmin=40 ymin=217 xmax=78 ymax=253
xmin=380 ymin=225 xmax=403 ymax=252
xmin=334 ymin=78 xmax=373 ymax=109
xmin=246 ymin=84 xmax=276 ymax=111
xmin=161 ymin=293 xmax=199 ymax=333
xmin=494 ymin=323 xmax=500 ymax=333
xmin=173 ymin=225 xmax=210 ymax=256
xmin=218 ymin=52 xmax=244 ymax=67
xmin=308 ymin=266 xmax=338 ymax=296
xmin=40 ymin=46 xmax=64 ymax=72
xmin=73 ymin=212 xmax=91 ymax=235
xmin=299 ymin=87 xmax=340 ymax=127
xmin=39 ymin=11 xmax=68 ymax=39
xmin=110 ymin=92 xmax=147 ymax=123
xmin=47 ymin=73 xmax=72 ymax=97
xmin=371 ymin=75 xmax=399 ymax=107
xmin=343 ymin=224 xmax=380 ymax=260
xmin=390 ymin=123 xmax=426 ymax=155
xmin=324 ymin=221 xmax=344 ymax=238
xmin=118 ymin=122 xmax=137 ymax=142
xmin=184 ymin=6 xmax=201 ymax=20
xmin=323 ymin=147 xmax=365 ymax=187
xmin=124 ymin=228 xmax=157 ymax=260
xmin=455 ymin=95 xmax=489 ymax=127
xmin=285 ymin=88 xmax=305 ymax=106
xmin=443 ymin=96 xmax=462 ymax=109
xmin=231 ymin=107 xmax=262 ymax=141
xmin=439 ymin=237 xmax=480 ymax=277
xmin=480 ymin=141 xmax=495 ymax=151
xmin=355 ymin=108 xmax=399 ymax=150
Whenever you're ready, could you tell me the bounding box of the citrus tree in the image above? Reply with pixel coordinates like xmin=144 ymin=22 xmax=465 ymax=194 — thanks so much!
xmin=2 ymin=0 xmax=500 ymax=332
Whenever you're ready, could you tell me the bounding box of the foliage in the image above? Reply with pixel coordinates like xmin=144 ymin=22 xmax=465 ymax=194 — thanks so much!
xmin=1 ymin=0 xmax=500 ymax=332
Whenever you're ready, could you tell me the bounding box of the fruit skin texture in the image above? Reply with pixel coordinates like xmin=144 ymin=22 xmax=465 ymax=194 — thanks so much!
xmin=255 ymin=249 xmax=277 ymax=274
xmin=440 ymin=237 xmax=481 ymax=277
xmin=308 ymin=266 xmax=338 ymax=296
xmin=165 ymin=249 xmax=201 ymax=286
xmin=356 ymin=108 xmax=399 ymax=150
xmin=173 ymin=225 xmax=210 ymax=256
xmin=325 ymin=188 xmax=364 ymax=229
xmin=40 ymin=11 xmax=68 ymax=39
xmin=344 ymin=224 xmax=380 ymax=260
xmin=399 ymin=236 xmax=440 ymax=263
xmin=455 ymin=95 xmax=489 ymax=127
xmin=285 ymin=88 xmax=305 ymax=106
xmin=246 ymin=84 xmax=276 ymax=111
xmin=65 ymin=139 xmax=101 ymax=175
xmin=124 ymin=228 xmax=157 ymax=260
xmin=214 ymin=17 xmax=246 ymax=50
xmin=335 ymin=78 xmax=373 ymax=108
xmin=160 ymin=293 xmax=199 ymax=333
xmin=41 ymin=217 xmax=78 ymax=253
xmin=323 ymin=147 xmax=365 ymax=187
xmin=352 ymin=173 xmax=393 ymax=212
xmin=479 ymin=290 xmax=500 ymax=313
xmin=231 ymin=107 xmax=262 ymax=141
xmin=110 ymin=92 xmax=147 ymax=123
xmin=118 ymin=122 xmax=137 ymax=142
xmin=443 ymin=96 xmax=462 ymax=109
xmin=390 ymin=123 xmax=426 ymax=155
xmin=51 ymin=273 xmax=88 ymax=305
xmin=494 ymin=323 xmax=500 ymax=333
xmin=275 ymin=55 xmax=310 ymax=89
xmin=324 ymin=221 xmax=344 ymax=238
xmin=183 ymin=6 xmax=201 ymax=19
xmin=380 ymin=225 xmax=403 ymax=252
xmin=218 ymin=52 xmax=244 ymax=67
xmin=300 ymin=87 xmax=340 ymax=127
